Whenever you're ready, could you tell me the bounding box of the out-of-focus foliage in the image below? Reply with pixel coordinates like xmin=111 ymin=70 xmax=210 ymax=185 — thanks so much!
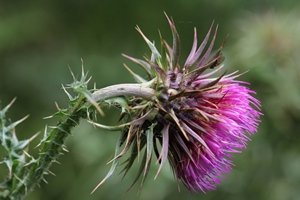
xmin=229 ymin=12 xmax=300 ymax=132
xmin=1 ymin=1 xmax=300 ymax=200
xmin=225 ymin=11 xmax=300 ymax=200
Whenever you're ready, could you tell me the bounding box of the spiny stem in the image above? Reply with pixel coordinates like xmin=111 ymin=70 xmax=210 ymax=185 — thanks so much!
xmin=8 ymin=83 xmax=155 ymax=200
xmin=9 ymin=96 xmax=86 ymax=200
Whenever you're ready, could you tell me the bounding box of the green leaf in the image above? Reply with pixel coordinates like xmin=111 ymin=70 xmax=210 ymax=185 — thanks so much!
xmin=165 ymin=13 xmax=180 ymax=69
xmin=136 ymin=26 xmax=161 ymax=61
xmin=128 ymin=148 xmax=147 ymax=191
xmin=104 ymin=97 xmax=129 ymax=114
xmin=91 ymin=136 xmax=122 ymax=194
xmin=120 ymin=136 xmax=146 ymax=179
xmin=144 ymin=124 xmax=155 ymax=177
xmin=155 ymin=124 xmax=169 ymax=179
xmin=87 ymin=120 xmax=130 ymax=131
xmin=123 ymin=64 xmax=147 ymax=83
xmin=122 ymin=54 xmax=153 ymax=77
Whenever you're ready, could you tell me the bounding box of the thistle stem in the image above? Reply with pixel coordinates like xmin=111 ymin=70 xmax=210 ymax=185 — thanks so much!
xmin=92 ymin=83 xmax=155 ymax=101
xmin=9 ymin=83 xmax=155 ymax=200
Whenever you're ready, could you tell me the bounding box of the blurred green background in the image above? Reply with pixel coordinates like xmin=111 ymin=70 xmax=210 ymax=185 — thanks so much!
xmin=1 ymin=1 xmax=300 ymax=199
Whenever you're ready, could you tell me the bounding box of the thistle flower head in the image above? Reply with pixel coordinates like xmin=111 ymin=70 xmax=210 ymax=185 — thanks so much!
xmin=93 ymin=15 xmax=261 ymax=193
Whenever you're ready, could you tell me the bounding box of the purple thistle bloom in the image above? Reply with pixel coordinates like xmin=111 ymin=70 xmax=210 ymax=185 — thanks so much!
xmin=94 ymin=14 xmax=261 ymax=193
xmin=174 ymin=82 xmax=261 ymax=192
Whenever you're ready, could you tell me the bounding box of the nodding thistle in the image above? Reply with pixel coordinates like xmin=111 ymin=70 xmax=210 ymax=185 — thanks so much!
xmin=0 ymin=14 xmax=262 ymax=199
xmin=91 ymin=14 xmax=262 ymax=193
